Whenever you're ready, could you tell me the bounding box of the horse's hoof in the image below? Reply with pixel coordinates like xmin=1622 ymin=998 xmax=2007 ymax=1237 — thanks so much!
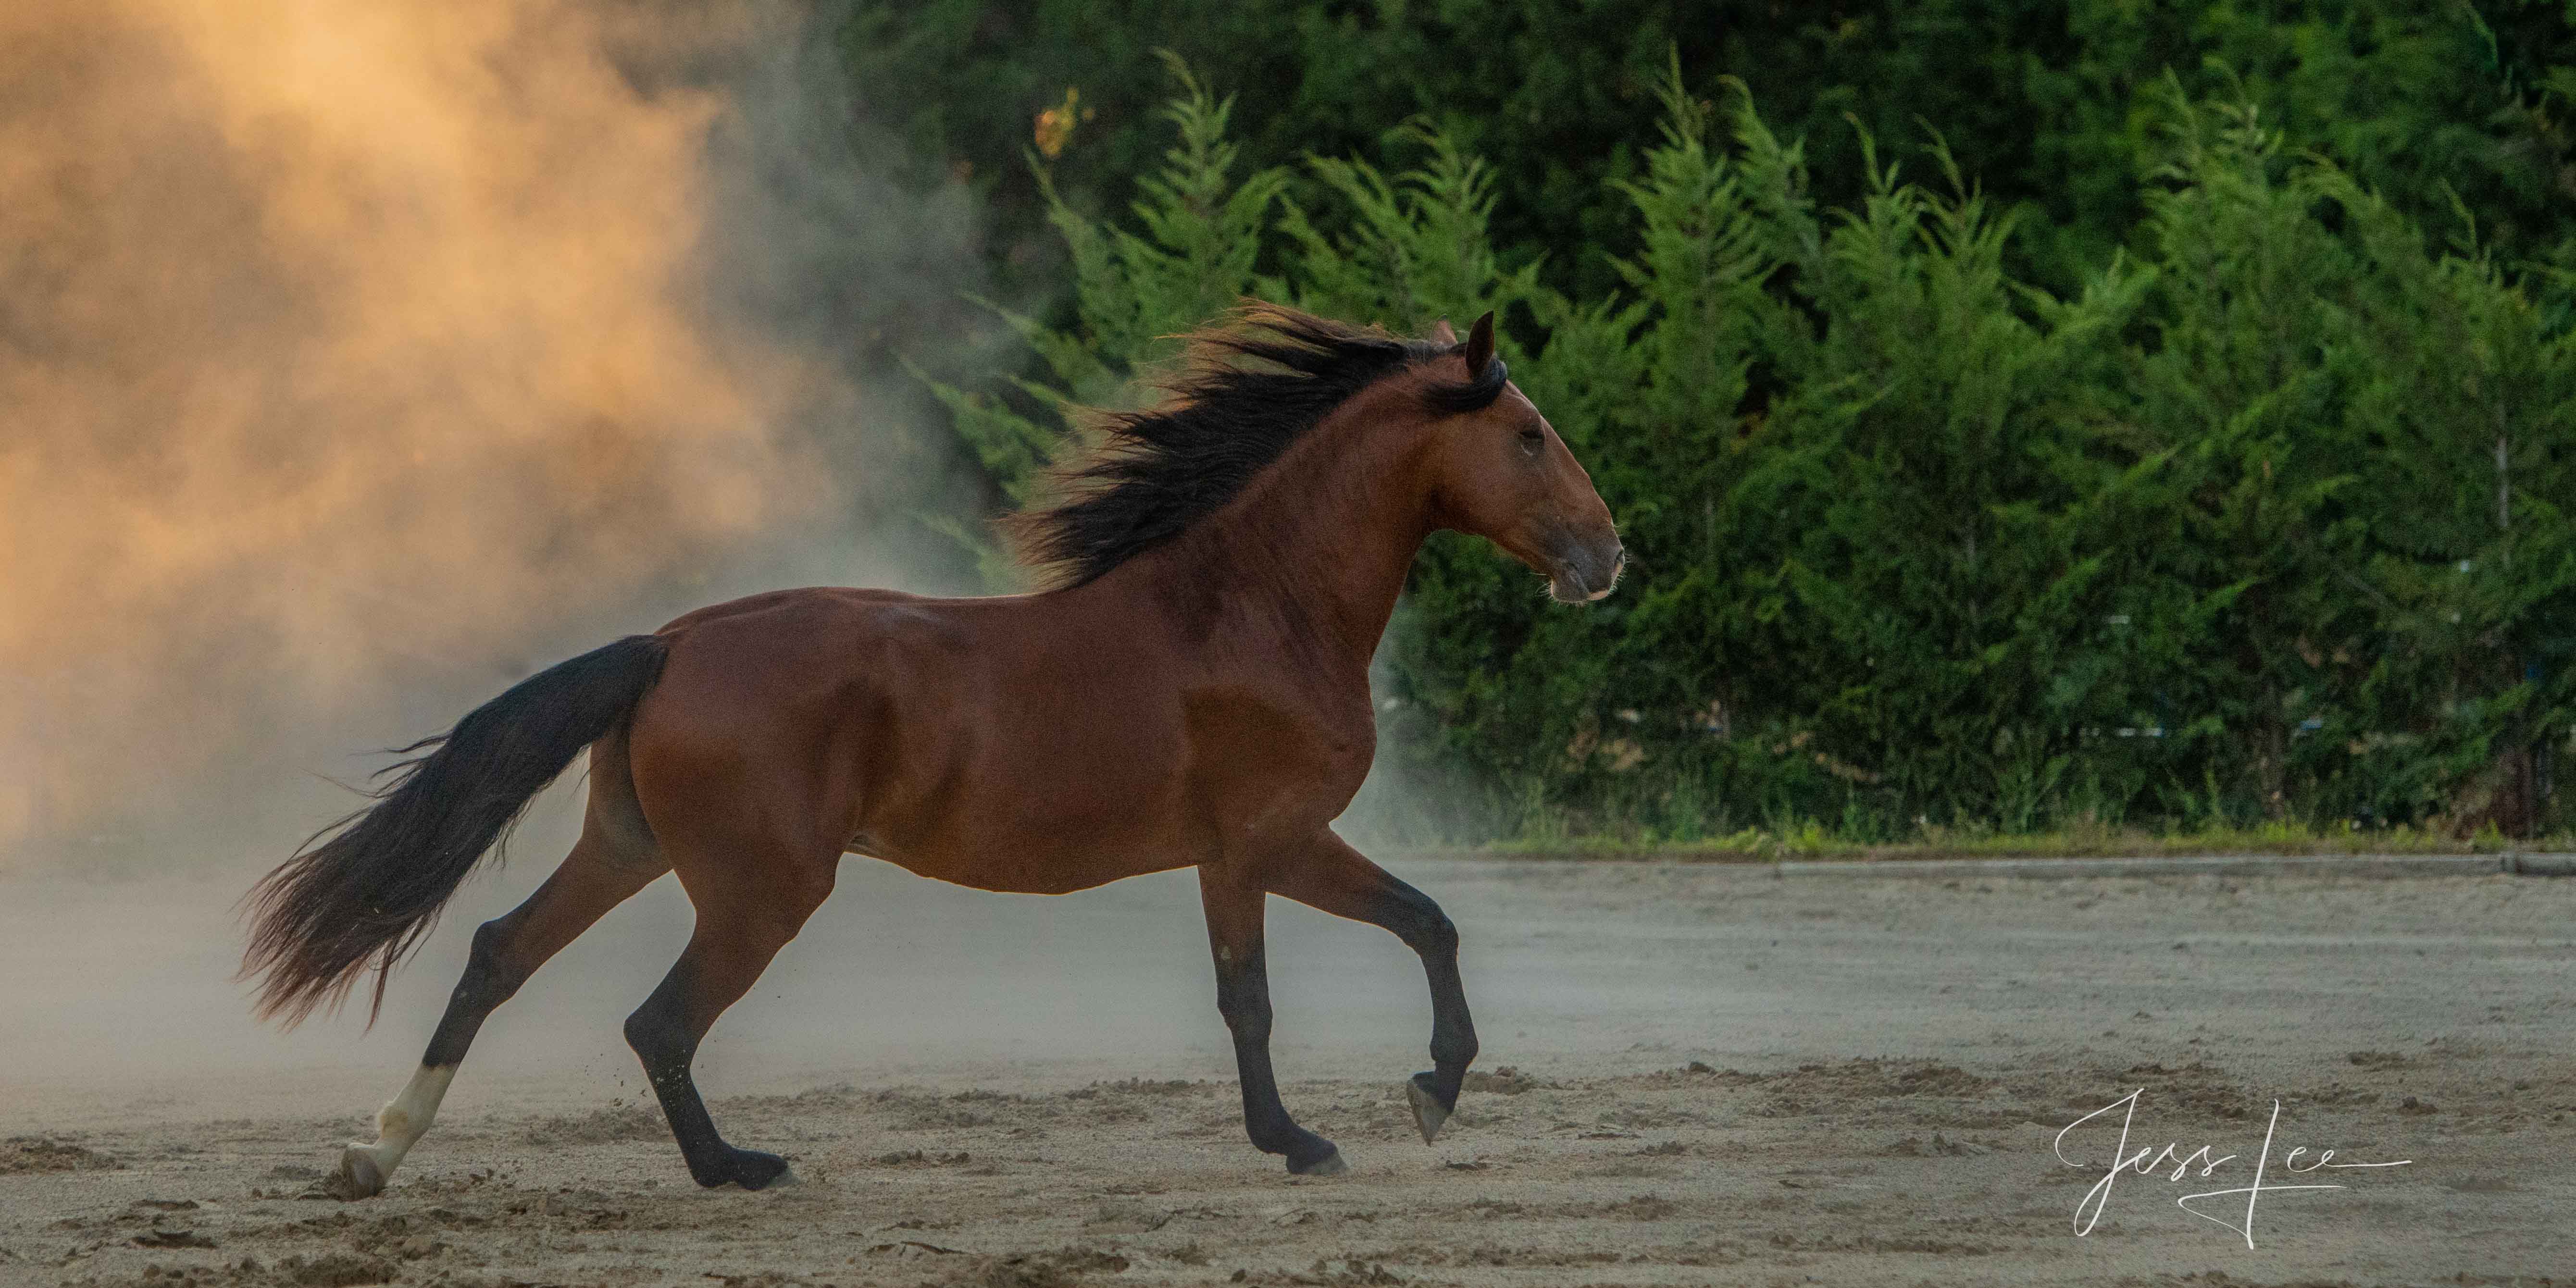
xmin=329 ymin=1145 xmax=386 ymax=1200
xmin=1289 ymin=1148 xmax=1347 ymax=1177
xmin=1406 ymin=1072 xmax=1453 ymax=1144
xmin=724 ymin=1149 xmax=795 ymax=1191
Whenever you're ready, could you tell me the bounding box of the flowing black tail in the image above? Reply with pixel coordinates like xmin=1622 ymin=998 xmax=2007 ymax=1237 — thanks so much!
xmin=243 ymin=634 xmax=670 ymax=1026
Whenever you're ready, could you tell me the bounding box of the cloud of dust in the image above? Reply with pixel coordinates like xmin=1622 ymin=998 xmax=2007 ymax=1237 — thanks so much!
xmin=0 ymin=6 xmax=1469 ymax=1118
xmin=0 ymin=0 xmax=996 ymax=867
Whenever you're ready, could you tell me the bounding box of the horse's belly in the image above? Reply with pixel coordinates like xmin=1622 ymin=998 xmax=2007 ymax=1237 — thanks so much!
xmin=849 ymin=804 xmax=1194 ymax=894
xmin=848 ymin=723 xmax=1195 ymax=894
xmin=857 ymin=843 xmax=1195 ymax=895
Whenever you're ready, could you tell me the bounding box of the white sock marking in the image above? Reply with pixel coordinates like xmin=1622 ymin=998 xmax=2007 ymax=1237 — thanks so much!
xmin=343 ymin=1064 xmax=455 ymax=1185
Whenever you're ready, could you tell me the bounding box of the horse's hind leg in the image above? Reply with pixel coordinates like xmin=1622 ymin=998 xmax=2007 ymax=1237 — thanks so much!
xmin=624 ymin=847 xmax=834 ymax=1190
xmin=333 ymin=830 xmax=664 ymax=1198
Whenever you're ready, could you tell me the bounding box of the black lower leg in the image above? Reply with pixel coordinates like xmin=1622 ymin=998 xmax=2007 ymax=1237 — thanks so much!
xmin=1377 ymin=880 xmax=1479 ymax=1112
xmin=1214 ymin=949 xmax=1341 ymax=1173
xmin=419 ymin=917 xmax=531 ymax=1069
xmin=623 ymin=958 xmax=790 ymax=1190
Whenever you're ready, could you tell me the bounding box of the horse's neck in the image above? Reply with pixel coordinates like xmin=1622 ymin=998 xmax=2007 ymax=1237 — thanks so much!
xmin=1151 ymin=414 xmax=1431 ymax=677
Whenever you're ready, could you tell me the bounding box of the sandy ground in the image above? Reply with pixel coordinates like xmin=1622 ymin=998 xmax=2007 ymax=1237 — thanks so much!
xmin=2 ymin=855 xmax=2572 ymax=1287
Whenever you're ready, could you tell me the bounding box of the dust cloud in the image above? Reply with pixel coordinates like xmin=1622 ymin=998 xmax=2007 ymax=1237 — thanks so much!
xmin=0 ymin=0 xmax=1440 ymax=1116
xmin=0 ymin=0 xmax=997 ymax=870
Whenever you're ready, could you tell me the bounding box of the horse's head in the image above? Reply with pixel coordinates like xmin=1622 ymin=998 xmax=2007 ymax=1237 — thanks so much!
xmin=1416 ymin=312 xmax=1623 ymax=603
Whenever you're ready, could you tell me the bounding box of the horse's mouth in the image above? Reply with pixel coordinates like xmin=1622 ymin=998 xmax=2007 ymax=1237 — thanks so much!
xmin=1547 ymin=562 xmax=1615 ymax=604
xmin=1533 ymin=527 xmax=1623 ymax=604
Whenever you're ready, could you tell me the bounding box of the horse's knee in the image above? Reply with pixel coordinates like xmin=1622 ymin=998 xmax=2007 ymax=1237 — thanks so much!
xmin=1218 ymin=992 xmax=1272 ymax=1040
xmin=1214 ymin=974 xmax=1273 ymax=1041
xmin=1417 ymin=906 xmax=1458 ymax=956
xmin=1387 ymin=890 xmax=1457 ymax=958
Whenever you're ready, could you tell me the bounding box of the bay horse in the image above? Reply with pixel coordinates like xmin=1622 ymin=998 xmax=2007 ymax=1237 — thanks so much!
xmin=243 ymin=305 xmax=1623 ymax=1196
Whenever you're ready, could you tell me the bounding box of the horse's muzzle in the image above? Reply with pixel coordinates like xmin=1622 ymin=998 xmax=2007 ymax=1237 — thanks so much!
xmin=1546 ymin=533 xmax=1625 ymax=604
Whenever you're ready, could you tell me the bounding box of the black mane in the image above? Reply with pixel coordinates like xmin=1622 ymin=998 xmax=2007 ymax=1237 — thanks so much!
xmin=1012 ymin=305 xmax=1508 ymax=587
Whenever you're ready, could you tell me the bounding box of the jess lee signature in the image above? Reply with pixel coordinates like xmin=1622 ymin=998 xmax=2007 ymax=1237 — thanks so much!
xmin=2054 ymin=1089 xmax=2411 ymax=1248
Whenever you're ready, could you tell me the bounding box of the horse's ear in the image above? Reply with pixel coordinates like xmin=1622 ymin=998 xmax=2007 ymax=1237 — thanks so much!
xmin=1463 ymin=310 xmax=1495 ymax=378
xmin=1429 ymin=317 xmax=1458 ymax=345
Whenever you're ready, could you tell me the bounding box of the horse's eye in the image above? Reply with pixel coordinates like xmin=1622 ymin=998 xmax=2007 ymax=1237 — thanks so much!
xmin=1518 ymin=427 xmax=1544 ymax=456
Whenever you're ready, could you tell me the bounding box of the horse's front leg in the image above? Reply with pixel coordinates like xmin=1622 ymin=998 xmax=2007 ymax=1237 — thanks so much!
xmin=1263 ymin=831 xmax=1479 ymax=1144
xmin=1198 ymin=864 xmax=1346 ymax=1175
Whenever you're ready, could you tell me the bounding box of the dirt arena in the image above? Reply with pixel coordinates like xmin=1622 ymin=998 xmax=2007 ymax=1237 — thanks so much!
xmin=3 ymin=856 xmax=2570 ymax=1287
